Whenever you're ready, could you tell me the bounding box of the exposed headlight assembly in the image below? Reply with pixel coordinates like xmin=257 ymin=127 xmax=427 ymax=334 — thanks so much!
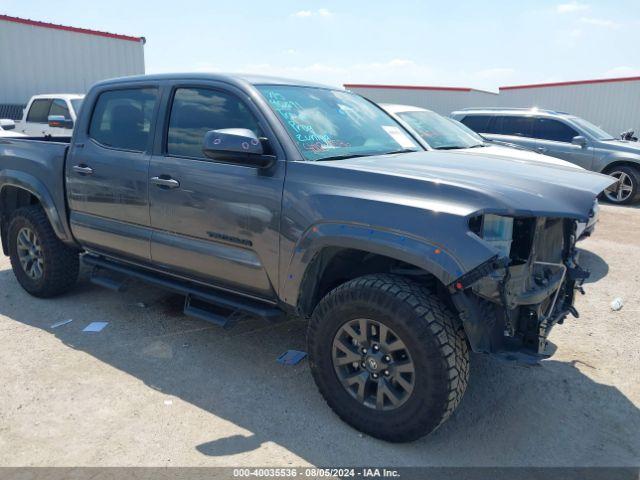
xmin=470 ymin=214 xmax=514 ymax=259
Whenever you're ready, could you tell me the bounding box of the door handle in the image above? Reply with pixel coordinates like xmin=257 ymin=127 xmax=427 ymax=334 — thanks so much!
xmin=72 ymin=165 xmax=93 ymax=175
xmin=537 ymin=147 xmax=547 ymax=153
xmin=150 ymin=176 xmax=180 ymax=189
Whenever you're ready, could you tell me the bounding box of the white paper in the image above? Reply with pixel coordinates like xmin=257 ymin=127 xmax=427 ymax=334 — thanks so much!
xmin=50 ymin=319 xmax=73 ymax=329
xmin=382 ymin=126 xmax=415 ymax=149
xmin=83 ymin=322 xmax=109 ymax=332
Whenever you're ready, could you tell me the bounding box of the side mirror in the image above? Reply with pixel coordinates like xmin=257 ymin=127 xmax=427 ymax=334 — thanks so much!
xmin=0 ymin=119 xmax=16 ymax=131
xmin=202 ymin=129 xmax=275 ymax=168
xmin=571 ymin=135 xmax=587 ymax=148
xmin=48 ymin=115 xmax=74 ymax=129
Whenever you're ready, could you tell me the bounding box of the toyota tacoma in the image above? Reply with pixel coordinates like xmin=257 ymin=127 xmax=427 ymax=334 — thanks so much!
xmin=0 ymin=74 xmax=615 ymax=442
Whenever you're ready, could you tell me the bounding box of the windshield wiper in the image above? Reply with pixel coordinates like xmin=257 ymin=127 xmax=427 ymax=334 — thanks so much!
xmin=382 ymin=149 xmax=419 ymax=155
xmin=316 ymin=153 xmax=373 ymax=162
xmin=433 ymin=145 xmax=466 ymax=150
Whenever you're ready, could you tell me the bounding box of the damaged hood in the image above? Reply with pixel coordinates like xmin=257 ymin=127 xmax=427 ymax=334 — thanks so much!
xmin=323 ymin=150 xmax=616 ymax=221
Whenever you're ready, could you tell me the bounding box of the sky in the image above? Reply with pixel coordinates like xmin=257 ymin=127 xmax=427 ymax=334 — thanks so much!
xmin=2 ymin=0 xmax=639 ymax=92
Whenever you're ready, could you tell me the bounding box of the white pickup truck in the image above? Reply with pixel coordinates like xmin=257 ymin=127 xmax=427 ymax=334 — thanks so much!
xmin=17 ymin=94 xmax=84 ymax=137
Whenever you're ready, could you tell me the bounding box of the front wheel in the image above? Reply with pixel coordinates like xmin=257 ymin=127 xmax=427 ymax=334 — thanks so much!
xmin=307 ymin=274 xmax=470 ymax=442
xmin=8 ymin=206 xmax=79 ymax=297
xmin=603 ymin=166 xmax=640 ymax=204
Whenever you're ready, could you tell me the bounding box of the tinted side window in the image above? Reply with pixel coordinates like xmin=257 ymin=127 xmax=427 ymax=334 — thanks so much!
xmin=89 ymin=88 xmax=158 ymax=152
xmin=49 ymin=99 xmax=71 ymax=120
xmin=167 ymin=88 xmax=263 ymax=159
xmin=26 ymin=99 xmax=52 ymax=123
xmin=535 ymin=118 xmax=578 ymax=143
xmin=496 ymin=116 xmax=534 ymax=137
xmin=460 ymin=115 xmax=492 ymax=133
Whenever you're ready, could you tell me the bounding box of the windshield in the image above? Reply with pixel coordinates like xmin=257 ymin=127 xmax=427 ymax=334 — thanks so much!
xmin=256 ymin=86 xmax=420 ymax=161
xmin=569 ymin=116 xmax=615 ymax=140
xmin=396 ymin=110 xmax=484 ymax=149
xmin=447 ymin=117 xmax=486 ymax=142
xmin=71 ymin=99 xmax=83 ymax=116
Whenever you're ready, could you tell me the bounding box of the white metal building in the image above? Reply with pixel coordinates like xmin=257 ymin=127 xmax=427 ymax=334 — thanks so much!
xmin=344 ymin=83 xmax=499 ymax=117
xmin=0 ymin=14 xmax=145 ymax=118
xmin=345 ymin=76 xmax=640 ymax=139
xmin=498 ymin=77 xmax=640 ymax=137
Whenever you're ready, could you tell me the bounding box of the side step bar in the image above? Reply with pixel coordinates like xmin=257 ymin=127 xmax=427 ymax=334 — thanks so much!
xmin=83 ymin=255 xmax=285 ymax=327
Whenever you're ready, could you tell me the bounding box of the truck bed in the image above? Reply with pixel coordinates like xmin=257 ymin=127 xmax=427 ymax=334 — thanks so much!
xmin=0 ymin=136 xmax=73 ymax=244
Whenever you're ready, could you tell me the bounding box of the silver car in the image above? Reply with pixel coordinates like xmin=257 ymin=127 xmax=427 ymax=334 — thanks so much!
xmin=451 ymin=107 xmax=640 ymax=204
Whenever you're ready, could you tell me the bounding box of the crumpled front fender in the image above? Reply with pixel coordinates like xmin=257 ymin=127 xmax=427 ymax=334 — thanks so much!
xmin=281 ymin=222 xmax=498 ymax=309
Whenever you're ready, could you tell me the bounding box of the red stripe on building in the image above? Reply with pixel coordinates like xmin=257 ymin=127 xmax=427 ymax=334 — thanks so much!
xmin=500 ymin=76 xmax=640 ymax=90
xmin=0 ymin=14 xmax=144 ymax=43
xmin=344 ymin=83 xmax=473 ymax=92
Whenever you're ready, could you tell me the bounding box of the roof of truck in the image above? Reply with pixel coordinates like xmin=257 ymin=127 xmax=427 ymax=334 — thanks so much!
xmin=29 ymin=94 xmax=85 ymax=101
xmin=93 ymin=73 xmax=341 ymax=90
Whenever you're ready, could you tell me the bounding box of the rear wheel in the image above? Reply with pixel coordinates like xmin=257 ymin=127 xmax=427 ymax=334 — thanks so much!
xmin=8 ymin=206 xmax=79 ymax=297
xmin=603 ymin=166 xmax=640 ymax=204
xmin=307 ymin=274 xmax=469 ymax=442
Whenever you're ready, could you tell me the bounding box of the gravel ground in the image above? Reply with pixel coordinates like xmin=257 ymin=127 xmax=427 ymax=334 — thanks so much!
xmin=0 ymin=204 xmax=638 ymax=467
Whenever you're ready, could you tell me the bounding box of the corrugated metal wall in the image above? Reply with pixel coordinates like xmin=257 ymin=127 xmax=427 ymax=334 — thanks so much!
xmin=498 ymin=80 xmax=640 ymax=138
xmin=345 ymin=87 xmax=499 ymax=117
xmin=0 ymin=18 xmax=145 ymax=105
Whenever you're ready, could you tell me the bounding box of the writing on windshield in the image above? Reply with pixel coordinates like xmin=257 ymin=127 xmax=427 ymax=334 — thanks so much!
xmin=258 ymin=85 xmax=419 ymax=161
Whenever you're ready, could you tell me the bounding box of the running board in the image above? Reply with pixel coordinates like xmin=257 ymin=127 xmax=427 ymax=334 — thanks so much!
xmin=90 ymin=269 xmax=127 ymax=292
xmin=83 ymin=255 xmax=285 ymax=325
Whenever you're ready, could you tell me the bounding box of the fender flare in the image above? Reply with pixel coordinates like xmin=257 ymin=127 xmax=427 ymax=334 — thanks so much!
xmin=0 ymin=169 xmax=71 ymax=243
xmin=280 ymin=222 xmax=467 ymax=310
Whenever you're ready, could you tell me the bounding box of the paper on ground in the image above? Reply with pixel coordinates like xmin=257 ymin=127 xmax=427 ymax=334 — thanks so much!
xmin=50 ymin=319 xmax=73 ymax=329
xmin=83 ymin=322 xmax=109 ymax=332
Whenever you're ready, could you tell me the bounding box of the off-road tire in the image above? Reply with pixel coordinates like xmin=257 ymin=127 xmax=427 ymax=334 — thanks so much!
xmin=603 ymin=165 xmax=640 ymax=205
xmin=307 ymin=274 xmax=470 ymax=442
xmin=8 ymin=206 xmax=79 ymax=297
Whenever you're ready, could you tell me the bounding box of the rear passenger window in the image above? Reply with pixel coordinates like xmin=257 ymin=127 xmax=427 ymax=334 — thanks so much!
xmin=167 ymin=88 xmax=263 ymax=159
xmin=496 ymin=116 xmax=534 ymax=137
xmin=460 ymin=115 xmax=492 ymax=133
xmin=534 ymin=118 xmax=578 ymax=143
xmin=49 ymin=99 xmax=71 ymax=120
xmin=26 ymin=99 xmax=52 ymax=123
xmin=89 ymin=88 xmax=158 ymax=152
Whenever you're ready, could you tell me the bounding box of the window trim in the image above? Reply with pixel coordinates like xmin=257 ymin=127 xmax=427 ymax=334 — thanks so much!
xmin=533 ymin=117 xmax=579 ymax=144
xmin=87 ymin=86 xmax=160 ymax=154
xmin=48 ymin=98 xmax=72 ymax=121
xmin=26 ymin=99 xmax=53 ymax=124
xmin=162 ymin=84 xmax=269 ymax=163
xmin=494 ymin=115 xmax=535 ymax=138
xmin=461 ymin=114 xmax=497 ymax=135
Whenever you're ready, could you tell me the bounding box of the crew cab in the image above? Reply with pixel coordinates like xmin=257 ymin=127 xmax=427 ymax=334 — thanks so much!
xmin=17 ymin=94 xmax=84 ymax=137
xmin=0 ymin=74 xmax=614 ymax=442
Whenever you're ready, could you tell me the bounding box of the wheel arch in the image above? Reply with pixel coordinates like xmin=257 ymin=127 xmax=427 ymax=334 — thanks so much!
xmin=0 ymin=171 xmax=71 ymax=255
xmin=282 ymin=223 xmax=467 ymax=318
xmin=599 ymin=158 xmax=640 ymax=174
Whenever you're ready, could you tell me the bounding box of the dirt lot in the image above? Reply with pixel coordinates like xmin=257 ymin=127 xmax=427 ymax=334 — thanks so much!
xmin=0 ymin=204 xmax=638 ymax=467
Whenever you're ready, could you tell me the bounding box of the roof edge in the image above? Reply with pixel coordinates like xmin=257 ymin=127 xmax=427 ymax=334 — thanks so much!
xmin=0 ymin=14 xmax=144 ymax=43
xmin=344 ymin=83 xmax=473 ymax=92
xmin=500 ymin=75 xmax=640 ymax=90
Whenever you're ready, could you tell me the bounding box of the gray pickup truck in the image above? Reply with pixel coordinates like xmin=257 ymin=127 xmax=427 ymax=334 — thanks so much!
xmin=0 ymin=74 xmax=614 ymax=442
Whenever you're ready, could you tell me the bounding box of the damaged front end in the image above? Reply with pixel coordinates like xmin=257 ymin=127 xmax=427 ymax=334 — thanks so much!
xmin=450 ymin=213 xmax=591 ymax=364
